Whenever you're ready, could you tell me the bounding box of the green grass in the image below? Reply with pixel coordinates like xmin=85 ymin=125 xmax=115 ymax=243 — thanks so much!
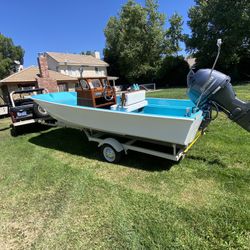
xmin=0 ymin=84 xmax=249 ymax=249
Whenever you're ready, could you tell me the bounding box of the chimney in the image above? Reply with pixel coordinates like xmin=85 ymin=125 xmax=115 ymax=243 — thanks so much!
xmin=94 ymin=51 xmax=100 ymax=59
xmin=36 ymin=52 xmax=58 ymax=93
xmin=16 ymin=64 xmax=23 ymax=72
xmin=37 ymin=53 xmax=50 ymax=78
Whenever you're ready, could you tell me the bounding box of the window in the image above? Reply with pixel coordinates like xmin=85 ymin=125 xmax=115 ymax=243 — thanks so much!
xmin=68 ymin=66 xmax=72 ymax=75
xmin=79 ymin=79 xmax=88 ymax=89
xmin=17 ymin=84 xmax=35 ymax=90
xmin=89 ymin=79 xmax=101 ymax=88
xmin=79 ymin=67 xmax=84 ymax=77
xmin=102 ymin=79 xmax=108 ymax=87
xmin=58 ymin=83 xmax=68 ymax=92
xmin=95 ymin=67 xmax=99 ymax=74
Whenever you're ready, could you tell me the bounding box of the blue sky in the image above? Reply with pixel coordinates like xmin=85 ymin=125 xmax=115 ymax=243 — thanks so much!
xmin=0 ymin=0 xmax=195 ymax=66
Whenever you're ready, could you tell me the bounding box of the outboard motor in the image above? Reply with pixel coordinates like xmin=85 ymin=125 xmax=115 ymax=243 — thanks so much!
xmin=187 ymin=69 xmax=250 ymax=132
xmin=187 ymin=39 xmax=250 ymax=132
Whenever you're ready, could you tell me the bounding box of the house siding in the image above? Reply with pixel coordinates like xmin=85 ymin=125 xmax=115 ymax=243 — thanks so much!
xmin=0 ymin=87 xmax=7 ymax=104
xmin=46 ymin=55 xmax=58 ymax=72
xmin=68 ymin=82 xmax=76 ymax=92
xmin=7 ymin=83 xmax=37 ymax=93
xmin=1 ymin=82 xmax=37 ymax=103
xmin=45 ymin=53 xmax=108 ymax=78
xmin=58 ymin=65 xmax=107 ymax=78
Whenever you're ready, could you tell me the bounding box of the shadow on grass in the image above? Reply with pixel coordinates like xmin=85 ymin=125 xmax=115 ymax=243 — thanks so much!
xmin=13 ymin=123 xmax=52 ymax=136
xmin=0 ymin=126 xmax=10 ymax=132
xmin=29 ymin=127 xmax=177 ymax=172
xmin=188 ymin=155 xmax=227 ymax=168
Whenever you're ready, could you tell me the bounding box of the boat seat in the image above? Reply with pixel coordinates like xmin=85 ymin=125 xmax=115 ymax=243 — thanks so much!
xmin=111 ymin=90 xmax=148 ymax=112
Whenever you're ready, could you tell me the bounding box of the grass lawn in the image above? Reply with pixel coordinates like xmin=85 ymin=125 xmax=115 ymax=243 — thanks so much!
xmin=0 ymin=84 xmax=249 ymax=249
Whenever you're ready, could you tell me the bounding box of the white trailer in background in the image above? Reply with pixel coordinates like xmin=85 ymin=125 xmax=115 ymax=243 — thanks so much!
xmin=0 ymin=104 xmax=8 ymax=117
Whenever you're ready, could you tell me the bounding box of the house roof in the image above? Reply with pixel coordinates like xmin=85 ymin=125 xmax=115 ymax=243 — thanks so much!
xmin=46 ymin=52 xmax=109 ymax=67
xmin=0 ymin=66 xmax=77 ymax=84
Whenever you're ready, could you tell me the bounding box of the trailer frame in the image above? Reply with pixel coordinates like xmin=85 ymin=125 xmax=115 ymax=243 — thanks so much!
xmin=45 ymin=121 xmax=203 ymax=163
xmin=81 ymin=128 xmax=202 ymax=162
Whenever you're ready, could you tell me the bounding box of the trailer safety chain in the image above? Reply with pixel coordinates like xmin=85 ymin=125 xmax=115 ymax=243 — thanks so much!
xmin=183 ymin=131 xmax=202 ymax=154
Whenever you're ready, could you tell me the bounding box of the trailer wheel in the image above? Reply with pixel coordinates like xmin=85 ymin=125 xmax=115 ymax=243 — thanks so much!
xmin=33 ymin=103 xmax=48 ymax=118
xmin=101 ymin=144 xmax=122 ymax=163
xmin=10 ymin=126 xmax=18 ymax=137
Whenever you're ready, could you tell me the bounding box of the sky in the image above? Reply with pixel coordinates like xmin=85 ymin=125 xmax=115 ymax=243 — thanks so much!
xmin=0 ymin=0 xmax=195 ymax=67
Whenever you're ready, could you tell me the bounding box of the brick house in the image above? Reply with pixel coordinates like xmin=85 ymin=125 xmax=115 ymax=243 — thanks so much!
xmin=0 ymin=55 xmax=78 ymax=104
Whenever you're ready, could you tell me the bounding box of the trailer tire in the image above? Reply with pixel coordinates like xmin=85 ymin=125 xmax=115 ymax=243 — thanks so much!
xmin=101 ymin=144 xmax=122 ymax=163
xmin=33 ymin=103 xmax=48 ymax=118
xmin=10 ymin=126 xmax=18 ymax=137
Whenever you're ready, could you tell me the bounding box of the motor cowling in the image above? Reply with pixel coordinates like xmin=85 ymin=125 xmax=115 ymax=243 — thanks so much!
xmin=187 ymin=69 xmax=250 ymax=132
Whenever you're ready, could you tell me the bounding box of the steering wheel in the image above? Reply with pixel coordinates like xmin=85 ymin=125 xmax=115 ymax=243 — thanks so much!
xmin=103 ymin=84 xmax=114 ymax=101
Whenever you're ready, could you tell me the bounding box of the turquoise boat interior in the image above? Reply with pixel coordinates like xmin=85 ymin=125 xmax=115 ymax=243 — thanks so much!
xmin=32 ymin=91 xmax=203 ymax=119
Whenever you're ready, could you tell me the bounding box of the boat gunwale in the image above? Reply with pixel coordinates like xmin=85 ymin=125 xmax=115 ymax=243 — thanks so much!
xmin=144 ymin=97 xmax=193 ymax=102
xmin=31 ymin=95 xmax=203 ymax=122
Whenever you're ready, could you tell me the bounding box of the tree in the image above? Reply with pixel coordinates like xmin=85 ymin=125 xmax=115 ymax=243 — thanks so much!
xmin=104 ymin=0 xmax=167 ymax=83
xmin=0 ymin=33 xmax=24 ymax=79
xmin=142 ymin=0 xmax=166 ymax=80
xmin=157 ymin=56 xmax=190 ymax=87
xmin=186 ymin=0 xmax=250 ymax=80
xmin=165 ymin=13 xmax=184 ymax=55
xmin=104 ymin=0 xmax=148 ymax=82
xmin=103 ymin=16 xmax=122 ymax=80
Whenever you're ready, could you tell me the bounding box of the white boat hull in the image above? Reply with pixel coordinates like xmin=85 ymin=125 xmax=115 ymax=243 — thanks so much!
xmin=34 ymin=99 xmax=203 ymax=146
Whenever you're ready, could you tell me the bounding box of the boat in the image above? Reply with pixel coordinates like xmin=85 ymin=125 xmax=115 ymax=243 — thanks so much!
xmin=31 ymin=84 xmax=203 ymax=147
xmin=31 ymin=40 xmax=249 ymax=163
xmin=31 ymin=41 xmax=249 ymax=162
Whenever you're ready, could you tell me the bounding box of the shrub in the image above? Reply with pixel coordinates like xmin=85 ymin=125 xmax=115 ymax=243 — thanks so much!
xmin=157 ymin=56 xmax=190 ymax=87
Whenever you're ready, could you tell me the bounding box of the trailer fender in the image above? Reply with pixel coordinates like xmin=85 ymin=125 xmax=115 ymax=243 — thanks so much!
xmin=98 ymin=138 xmax=124 ymax=153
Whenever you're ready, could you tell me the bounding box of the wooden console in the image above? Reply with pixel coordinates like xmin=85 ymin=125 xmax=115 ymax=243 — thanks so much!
xmin=76 ymin=77 xmax=116 ymax=108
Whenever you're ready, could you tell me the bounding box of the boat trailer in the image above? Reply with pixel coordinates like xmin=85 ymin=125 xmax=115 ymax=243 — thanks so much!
xmin=74 ymin=127 xmax=202 ymax=163
xmin=36 ymin=118 xmax=203 ymax=163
